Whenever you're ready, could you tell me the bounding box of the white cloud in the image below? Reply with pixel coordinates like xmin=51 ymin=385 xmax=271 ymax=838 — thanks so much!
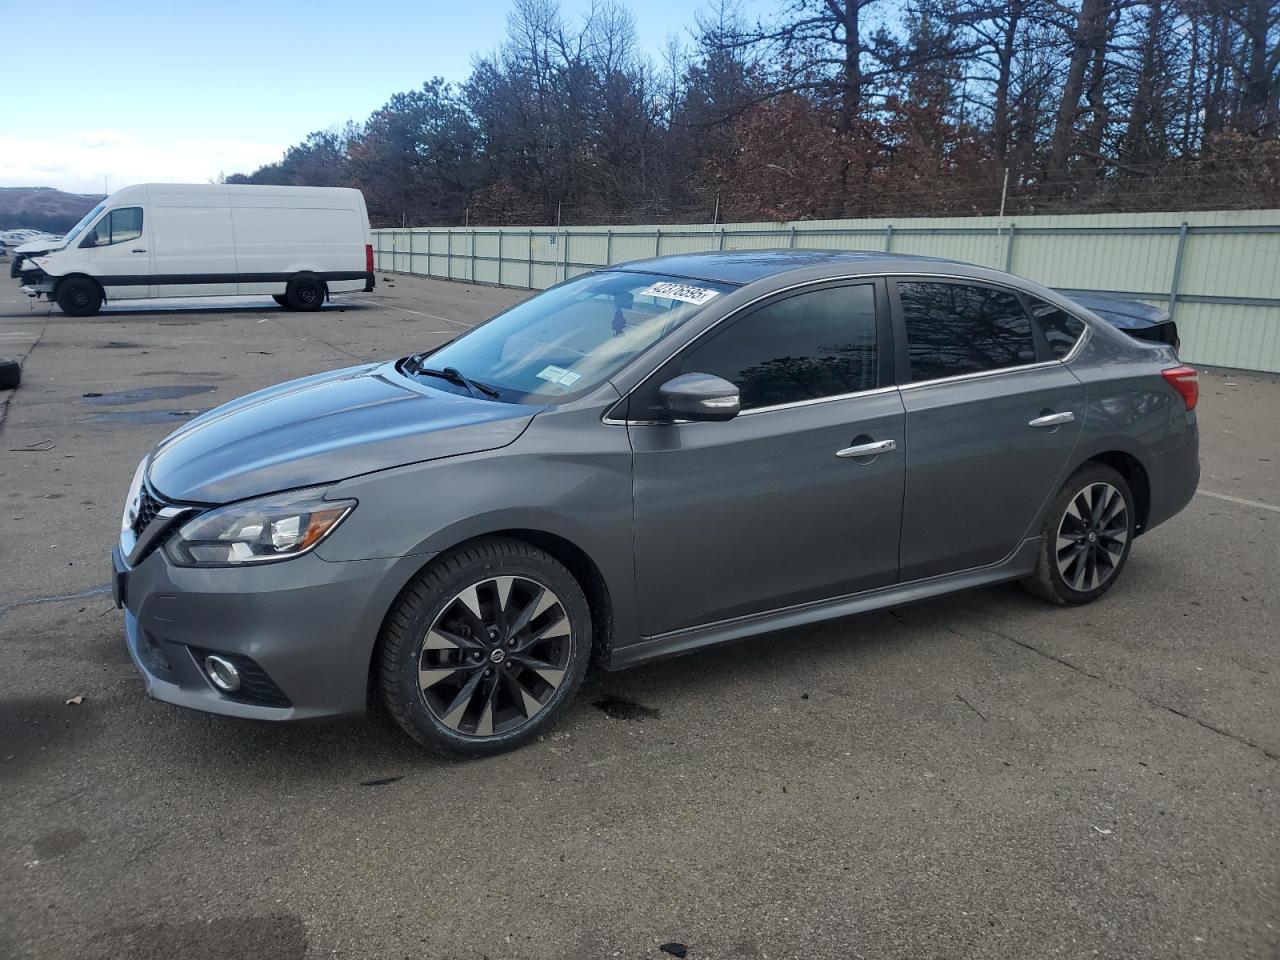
xmin=0 ymin=131 xmax=287 ymax=194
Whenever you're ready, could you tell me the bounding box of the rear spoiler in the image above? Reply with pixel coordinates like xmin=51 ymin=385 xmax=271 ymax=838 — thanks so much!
xmin=1054 ymin=290 xmax=1180 ymax=352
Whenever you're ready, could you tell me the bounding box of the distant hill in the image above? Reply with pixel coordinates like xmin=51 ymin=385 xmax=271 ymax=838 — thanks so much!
xmin=0 ymin=187 xmax=103 ymax=232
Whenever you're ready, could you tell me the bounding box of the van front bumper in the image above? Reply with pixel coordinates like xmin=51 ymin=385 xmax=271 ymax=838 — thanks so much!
xmin=112 ymin=542 xmax=427 ymax=721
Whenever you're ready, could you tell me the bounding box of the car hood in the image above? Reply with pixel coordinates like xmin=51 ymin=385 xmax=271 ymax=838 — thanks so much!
xmin=147 ymin=362 xmax=539 ymax=504
xmin=15 ymin=236 xmax=67 ymax=255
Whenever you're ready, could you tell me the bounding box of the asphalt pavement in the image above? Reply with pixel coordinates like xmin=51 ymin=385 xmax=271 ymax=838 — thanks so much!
xmin=1 ymin=270 xmax=1276 ymax=959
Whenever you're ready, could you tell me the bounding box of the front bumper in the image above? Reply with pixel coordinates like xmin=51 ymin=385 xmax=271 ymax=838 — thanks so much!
xmin=112 ymin=542 xmax=429 ymax=721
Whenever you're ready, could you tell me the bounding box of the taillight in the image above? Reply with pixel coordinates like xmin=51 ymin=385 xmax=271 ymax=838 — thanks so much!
xmin=1162 ymin=365 xmax=1199 ymax=410
xmin=365 ymin=243 xmax=374 ymax=272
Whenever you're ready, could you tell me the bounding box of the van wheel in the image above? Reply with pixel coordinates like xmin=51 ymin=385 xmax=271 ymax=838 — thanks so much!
xmin=272 ymin=294 xmax=291 ymax=309
xmin=55 ymin=277 xmax=103 ymax=317
xmin=285 ymin=275 xmax=324 ymax=312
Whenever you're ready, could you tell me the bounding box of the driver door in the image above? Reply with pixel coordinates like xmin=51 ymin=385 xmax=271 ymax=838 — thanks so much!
xmin=81 ymin=206 xmax=153 ymax=300
xmin=627 ymin=280 xmax=905 ymax=637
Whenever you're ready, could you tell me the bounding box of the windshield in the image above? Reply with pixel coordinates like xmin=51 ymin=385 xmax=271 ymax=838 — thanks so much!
xmin=64 ymin=201 xmax=107 ymax=244
xmin=406 ymin=271 xmax=736 ymax=403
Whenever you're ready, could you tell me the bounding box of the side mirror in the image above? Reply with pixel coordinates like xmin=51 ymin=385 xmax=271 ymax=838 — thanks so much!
xmin=657 ymin=372 xmax=740 ymax=422
xmin=79 ymin=230 xmax=97 ymax=249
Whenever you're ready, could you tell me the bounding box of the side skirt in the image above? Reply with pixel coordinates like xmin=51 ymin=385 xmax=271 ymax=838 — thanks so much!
xmin=608 ymin=538 xmax=1042 ymax=669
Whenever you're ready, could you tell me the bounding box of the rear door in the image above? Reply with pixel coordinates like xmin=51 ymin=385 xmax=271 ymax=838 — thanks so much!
xmin=893 ymin=279 xmax=1085 ymax=581
xmin=80 ymin=205 xmax=152 ymax=300
xmin=629 ymin=280 xmax=905 ymax=636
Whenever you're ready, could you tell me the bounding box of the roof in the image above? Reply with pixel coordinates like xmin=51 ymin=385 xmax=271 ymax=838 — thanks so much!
xmin=611 ymin=248 xmax=969 ymax=285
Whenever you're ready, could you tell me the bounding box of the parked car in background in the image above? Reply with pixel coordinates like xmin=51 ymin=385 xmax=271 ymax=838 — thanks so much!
xmin=1 ymin=228 xmax=59 ymax=248
xmin=10 ymin=183 xmax=375 ymax=315
xmin=112 ymin=250 xmax=1200 ymax=757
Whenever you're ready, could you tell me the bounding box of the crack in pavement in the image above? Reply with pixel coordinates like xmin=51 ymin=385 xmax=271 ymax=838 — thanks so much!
xmin=0 ymin=584 xmax=112 ymax=621
xmin=964 ymin=622 xmax=1280 ymax=763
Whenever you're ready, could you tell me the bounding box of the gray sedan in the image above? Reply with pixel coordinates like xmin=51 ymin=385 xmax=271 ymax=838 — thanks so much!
xmin=111 ymin=250 xmax=1201 ymax=756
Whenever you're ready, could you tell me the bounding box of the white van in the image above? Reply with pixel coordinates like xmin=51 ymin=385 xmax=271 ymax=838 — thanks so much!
xmin=10 ymin=183 xmax=375 ymax=316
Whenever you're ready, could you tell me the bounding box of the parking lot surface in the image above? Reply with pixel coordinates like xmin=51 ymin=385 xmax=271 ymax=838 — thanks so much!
xmin=1 ymin=271 xmax=1277 ymax=960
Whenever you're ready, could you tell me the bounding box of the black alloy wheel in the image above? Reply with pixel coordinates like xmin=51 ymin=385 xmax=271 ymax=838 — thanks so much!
xmin=379 ymin=538 xmax=591 ymax=756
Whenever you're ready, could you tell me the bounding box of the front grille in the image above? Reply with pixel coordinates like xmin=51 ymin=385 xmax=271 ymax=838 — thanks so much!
xmin=132 ymin=486 xmax=163 ymax=538
xmin=188 ymin=648 xmax=292 ymax=708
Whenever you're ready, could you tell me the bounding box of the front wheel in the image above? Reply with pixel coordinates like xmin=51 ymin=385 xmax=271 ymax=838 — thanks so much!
xmin=55 ymin=277 xmax=103 ymax=317
xmin=378 ymin=538 xmax=592 ymax=757
xmin=1022 ymin=463 xmax=1135 ymax=605
xmin=272 ymin=294 xmax=291 ymax=308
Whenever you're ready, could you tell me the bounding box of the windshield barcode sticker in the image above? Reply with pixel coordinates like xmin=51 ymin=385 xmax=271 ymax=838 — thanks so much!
xmin=638 ymin=281 xmax=720 ymax=305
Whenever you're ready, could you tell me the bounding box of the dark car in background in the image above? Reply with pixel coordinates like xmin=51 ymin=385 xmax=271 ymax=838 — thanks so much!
xmin=1059 ymin=290 xmax=1181 ymax=351
xmin=111 ymin=250 xmax=1200 ymax=756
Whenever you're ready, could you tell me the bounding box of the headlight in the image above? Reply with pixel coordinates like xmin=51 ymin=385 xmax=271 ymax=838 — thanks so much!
xmin=164 ymin=488 xmax=356 ymax=567
xmin=121 ymin=458 xmax=147 ymax=535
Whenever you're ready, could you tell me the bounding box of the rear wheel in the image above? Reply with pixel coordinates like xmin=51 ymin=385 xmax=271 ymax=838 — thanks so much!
xmin=378 ymin=538 xmax=592 ymax=757
xmin=1023 ymin=463 xmax=1135 ymax=605
xmin=285 ymin=274 xmax=324 ymax=311
xmin=272 ymin=294 xmax=290 ymax=308
xmin=55 ymin=277 xmax=103 ymax=317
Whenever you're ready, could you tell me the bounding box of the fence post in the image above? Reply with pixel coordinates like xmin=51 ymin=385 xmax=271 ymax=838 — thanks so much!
xmin=563 ymin=231 xmax=569 ymax=283
xmin=606 ymin=229 xmax=613 ymax=266
xmin=1168 ymin=221 xmax=1189 ymax=318
xmin=789 ymin=225 xmax=797 ymax=248
xmin=470 ymin=229 xmax=477 ymax=283
xmin=528 ymin=229 xmax=534 ymax=289
xmin=718 ymin=227 xmax=726 ymax=251
xmin=884 ymin=224 xmax=893 ymax=253
xmin=1004 ymin=224 xmax=1016 ymax=272
xmin=446 ymin=230 xmax=452 ymax=281
xmin=655 ymin=227 xmax=661 ymax=257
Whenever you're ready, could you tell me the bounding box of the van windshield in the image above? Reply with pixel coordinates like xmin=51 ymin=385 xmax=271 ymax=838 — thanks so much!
xmin=402 ymin=271 xmax=736 ymax=403
xmin=64 ymin=201 xmax=107 ymax=244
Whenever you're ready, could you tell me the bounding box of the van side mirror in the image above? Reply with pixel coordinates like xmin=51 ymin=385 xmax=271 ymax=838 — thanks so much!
xmin=657 ymin=372 xmax=740 ymax=422
xmin=79 ymin=230 xmax=97 ymax=248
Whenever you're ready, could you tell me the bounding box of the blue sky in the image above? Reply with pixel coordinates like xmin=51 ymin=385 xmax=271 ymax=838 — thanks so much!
xmin=0 ymin=0 xmax=770 ymax=194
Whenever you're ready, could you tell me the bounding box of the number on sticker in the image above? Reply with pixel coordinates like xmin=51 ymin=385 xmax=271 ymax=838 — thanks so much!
xmin=638 ymin=282 xmax=720 ymax=305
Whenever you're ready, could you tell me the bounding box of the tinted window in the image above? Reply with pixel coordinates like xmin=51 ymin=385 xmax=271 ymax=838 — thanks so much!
xmin=85 ymin=207 xmax=144 ymax=247
xmin=898 ymin=281 xmax=1035 ymax=381
xmin=1027 ymin=297 xmax=1086 ymax=359
xmin=671 ymin=284 xmax=878 ymax=410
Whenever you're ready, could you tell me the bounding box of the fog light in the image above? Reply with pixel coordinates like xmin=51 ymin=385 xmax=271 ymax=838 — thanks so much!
xmin=203 ymin=655 xmax=241 ymax=693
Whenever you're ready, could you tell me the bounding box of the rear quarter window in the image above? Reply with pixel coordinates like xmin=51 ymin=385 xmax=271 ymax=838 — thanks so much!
xmin=1027 ymin=298 xmax=1087 ymax=360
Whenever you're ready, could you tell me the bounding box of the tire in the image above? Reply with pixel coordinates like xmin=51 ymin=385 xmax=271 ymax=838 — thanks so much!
xmin=0 ymin=358 xmax=19 ymax=390
xmin=272 ymin=294 xmax=291 ymax=309
xmin=285 ymin=274 xmax=324 ymax=312
xmin=378 ymin=537 xmax=592 ymax=757
xmin=1022 ymin=463 xmax=1136 ymax=606
xmin=55 ymin=277 xmax=103 ymax=317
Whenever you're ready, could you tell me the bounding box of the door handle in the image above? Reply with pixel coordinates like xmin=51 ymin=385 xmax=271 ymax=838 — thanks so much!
xmin=836 ymin=438 xmax=897 ymax=458
xmin=131 ymin=248 xmax=147 ymax=253
xmin=1028 ymin=411 xmax=1075 ymax=428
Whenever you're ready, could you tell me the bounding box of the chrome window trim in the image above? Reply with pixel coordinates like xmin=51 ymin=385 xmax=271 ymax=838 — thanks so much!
xmin=600 ymin=270 xmax=1092 ymax=425
xmin=897 ymin=358 xmax=1062 ymax=391
xmin=739 ymin=384 xmax=898 ymax=416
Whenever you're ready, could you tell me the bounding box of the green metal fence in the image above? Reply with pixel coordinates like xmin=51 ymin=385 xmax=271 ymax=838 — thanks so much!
xmin=372 ymin=210 xmax=1280 ymax=373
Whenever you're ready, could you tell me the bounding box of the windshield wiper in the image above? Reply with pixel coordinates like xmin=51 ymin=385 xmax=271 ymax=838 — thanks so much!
xmin=414 ymin=364 xmax=500 ymax=400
